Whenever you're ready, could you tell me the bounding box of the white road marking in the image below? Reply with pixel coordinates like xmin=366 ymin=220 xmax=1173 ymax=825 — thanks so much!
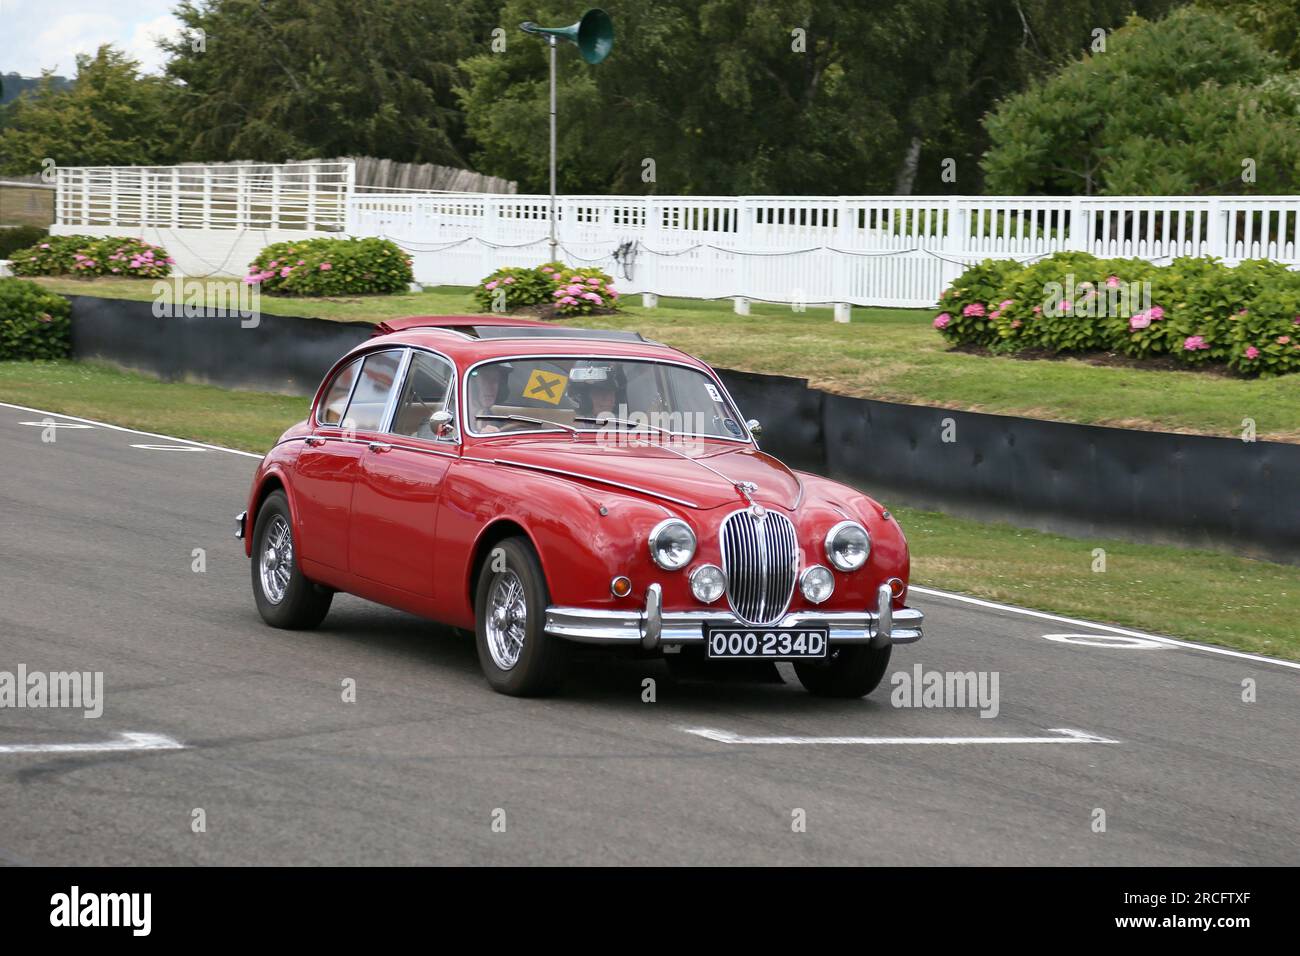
xmin=18 ymin=420 xmax=94 ymax=428
xmin=682 ymin=726 xmax=1119 ymax=746
xmin=909 ymin=584 xmax=1300 ymax=671
xmin=129 ymin=443 xmax=207 ymax=452
xmin=0 ymin=732 xmax=185 ymax=755
xmin=1043 ymin=632 xmax=1165 ymax=650
xmin=1 ymin=401 xmax=264 ymax=458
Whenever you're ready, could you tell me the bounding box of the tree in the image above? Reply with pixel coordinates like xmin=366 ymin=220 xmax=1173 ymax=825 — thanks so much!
xmin=980 ymin=8 xmax=1300 ymax=194
xmin=1198 ymin=0 xmax=1300 ymax=69
xmin=162 ymin=0 xmax=499 ymax=164
xmin=0 ymin=47 xmax=182 ymax=174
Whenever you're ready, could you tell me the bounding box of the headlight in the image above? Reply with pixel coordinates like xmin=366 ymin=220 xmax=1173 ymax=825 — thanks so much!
xmin=800 ymin=566 xmax=835 ymax=604
xmin=690 ymin=564 xmax=726 ymax=603
xmin=825 ymin=520 xmax=870 ymax=571
xmin=648 ymin=518 xmax=696 ymax=570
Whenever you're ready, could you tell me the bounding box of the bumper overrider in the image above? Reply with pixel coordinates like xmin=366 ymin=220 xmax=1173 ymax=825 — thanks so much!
xmin=546 ymin=583 xmax=922 ymax=652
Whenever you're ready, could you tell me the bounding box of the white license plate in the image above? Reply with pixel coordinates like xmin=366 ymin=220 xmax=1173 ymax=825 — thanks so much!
xmin=706 ymin=628 xmax=828 ymax=659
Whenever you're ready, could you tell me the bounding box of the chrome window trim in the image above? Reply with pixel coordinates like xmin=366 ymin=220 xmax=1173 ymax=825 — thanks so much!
xmin=378 ymin=348 xmax=414 ymax=434
xmin=460 ymin=353 xmax=755 ymax=444
xmin=314 ymin=355 xmax=365 ymax=428
xmin=385 ymin=345 xmax=461 ymax=445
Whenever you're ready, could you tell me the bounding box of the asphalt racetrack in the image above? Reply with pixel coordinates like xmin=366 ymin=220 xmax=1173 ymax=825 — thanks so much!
xmin=1 ymin=402 xmax=1296 ymax=866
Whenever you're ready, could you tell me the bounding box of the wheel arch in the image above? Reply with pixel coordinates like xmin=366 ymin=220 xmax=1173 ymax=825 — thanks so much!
xmin=466 ymin=518 xmax=544 ymax=612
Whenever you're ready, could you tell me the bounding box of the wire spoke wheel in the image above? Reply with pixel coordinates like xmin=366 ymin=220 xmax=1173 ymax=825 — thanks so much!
xmin=485 ymin=569 xmax=528 ymax=670
xmin=259 ymin=515 xmax=293 ymax=605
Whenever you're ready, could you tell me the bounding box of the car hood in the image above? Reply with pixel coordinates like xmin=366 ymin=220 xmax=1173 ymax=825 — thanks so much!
xmin=475 ymin=437 xmax=802 ymax=511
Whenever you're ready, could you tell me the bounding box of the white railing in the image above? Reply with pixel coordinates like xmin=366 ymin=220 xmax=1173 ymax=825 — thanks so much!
xmin=56 ymin=161 xmax=355 ymax=232
xmin=51 ymin=162 xmax=1300 ymax=300
xmin=350 ymin=193 xmax=1300 ymax=307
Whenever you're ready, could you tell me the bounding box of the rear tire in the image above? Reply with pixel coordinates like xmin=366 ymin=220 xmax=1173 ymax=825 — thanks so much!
xmin=794 ymin=644 xmax=891 ymax=698
xmin=474 ymin=537 xmax=571 ymax=696
xmin=251 ymin=490 xmax=333 ymax=629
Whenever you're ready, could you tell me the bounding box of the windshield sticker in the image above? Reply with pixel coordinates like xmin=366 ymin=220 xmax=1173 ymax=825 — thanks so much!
xmin=723 ymin=418 xmax=742 ymax=436
xmin=523 ymin=369 xmax=569 ymax=405
xmin=704 ymin=382 xmax=723 ymax=403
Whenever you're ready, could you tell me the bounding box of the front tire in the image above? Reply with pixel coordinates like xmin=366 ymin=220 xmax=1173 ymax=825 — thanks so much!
xmin=251 ymin=490 xmax=333 ymax=629
xmin=474 ymin=537 xmax=571 ymax=697
xmin=794 ymin=644 xmax=891 ymax=698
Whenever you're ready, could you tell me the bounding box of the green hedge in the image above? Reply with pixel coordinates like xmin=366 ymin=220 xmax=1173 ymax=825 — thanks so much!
xmin=474 ymin=261 xmax=619 ymax=316
xmin=935 ymin=253 xmax=1300 ymax=376
xmin=8 ymin=235 xmax=173 ymax=278
xmin=0 ymin=226 xmax=48 ymax=260
xmin=0 ymin=278 xmax=72 ymax=360
xmin=245 ymin=237 xmax=412 ymax=295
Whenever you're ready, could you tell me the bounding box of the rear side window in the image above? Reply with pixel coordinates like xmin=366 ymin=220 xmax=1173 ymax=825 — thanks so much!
xmin=318 ymin=359 xmax=360 ymax=425
xmin=343 ymin=351 xmax=404 ymax=432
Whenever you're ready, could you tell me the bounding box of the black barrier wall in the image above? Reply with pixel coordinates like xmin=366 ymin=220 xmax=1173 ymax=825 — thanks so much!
xmin=68 ymin=297 xmax=1300 ymax=564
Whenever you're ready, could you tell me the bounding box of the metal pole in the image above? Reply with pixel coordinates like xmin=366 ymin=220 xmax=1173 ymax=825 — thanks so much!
xmin=549 ymin=35 xmax=558 ymax=262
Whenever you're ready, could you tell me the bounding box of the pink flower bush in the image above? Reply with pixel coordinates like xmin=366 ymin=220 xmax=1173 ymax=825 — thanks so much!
xmin=1148 ymin=305 xmax=1165 ymax=321
xmin=319 ymin=262 xmax=332 ymax=271
xmin=1183 ymin=336 xmax=1208 ymax=351
xmin=1244 ymin=346 xmax=1260 ymax=360
xmin=933 ymin=313 xmax=951 ymax=329
xmin=1279 ymin=336 xmax=1292 ymax=345
xmin=1105 ymin=275 xmax=1120 ymax=287
xmin=1129 ymin=312 xmax=1151 ymax=330
xmin=962 ymin=302 xmax=986 ymax=317
xmin=999 ymin=299 xmax=1013 ymax=310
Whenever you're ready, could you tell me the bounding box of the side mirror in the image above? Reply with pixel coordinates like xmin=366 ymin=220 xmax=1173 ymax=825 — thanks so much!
xmin=746 ymin=419 xmax=762 ymax=438
xmin=431 ymin=408 xmax=454 ymax=438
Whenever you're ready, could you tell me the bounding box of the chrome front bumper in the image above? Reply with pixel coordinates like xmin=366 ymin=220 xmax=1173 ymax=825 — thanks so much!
xmin=545 ymin=583 xmax=923 ymax=652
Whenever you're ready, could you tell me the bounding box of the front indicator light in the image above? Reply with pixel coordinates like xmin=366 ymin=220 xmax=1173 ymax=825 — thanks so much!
xmin=800 ymin=566 xmax=835 ymax=604
xmin=689 ymin=564 xmax=726 ymax=603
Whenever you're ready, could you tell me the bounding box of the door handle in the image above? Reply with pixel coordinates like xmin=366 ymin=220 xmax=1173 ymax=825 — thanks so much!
xmin=368 ymin=441 xmax=392 ymax=453
xmin=304 ymin=436 xmax=326 ymax=446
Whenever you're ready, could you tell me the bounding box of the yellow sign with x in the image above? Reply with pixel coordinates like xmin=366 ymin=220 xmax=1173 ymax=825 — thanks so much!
xmin=522 ymin=369 xmax=569 ymax=405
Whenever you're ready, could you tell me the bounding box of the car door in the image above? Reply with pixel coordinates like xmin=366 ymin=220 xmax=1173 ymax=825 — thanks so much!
xmin=349 ymin=349 xmax=458 ymax=597
xmin=294 ymin=349 xmax=404 ymax=571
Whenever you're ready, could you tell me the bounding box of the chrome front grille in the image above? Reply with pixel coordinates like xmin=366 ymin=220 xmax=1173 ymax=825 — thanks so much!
xmin=720 ymin=507 xmax=798 ymax=626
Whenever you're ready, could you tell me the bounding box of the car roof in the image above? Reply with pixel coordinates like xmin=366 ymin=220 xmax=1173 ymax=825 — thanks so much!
xmin=362 ymin=316 xmax=701 ymax=367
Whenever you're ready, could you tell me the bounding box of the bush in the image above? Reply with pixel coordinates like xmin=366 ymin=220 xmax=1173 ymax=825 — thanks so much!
xmin=0 ymin=226 xmax=49 ymax=260
xmin=245 ymin=237 xmax=412 ymax=296
xmin=545 ymin=265 xmax=618 ymax=316
xmin=0 ymin=278 xmax=72 ymax=359
xmin=471 ymin=265 xmax=554 ymax=312
xmin=935 ymin=251 xmax=1300 ymax=376
xmin=472 ymin=262 xmax=620 ymax=316
xmin=8 ymin=234 xmax=173 ymax=277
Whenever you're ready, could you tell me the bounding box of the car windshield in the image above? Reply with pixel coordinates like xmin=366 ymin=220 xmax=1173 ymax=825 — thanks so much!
xmin=465 ymin=357 xmax=749 ymax=440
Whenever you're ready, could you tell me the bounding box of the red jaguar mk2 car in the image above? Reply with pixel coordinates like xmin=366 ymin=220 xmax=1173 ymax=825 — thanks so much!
xmin=237 ymin=316 xmax=923 ymax=697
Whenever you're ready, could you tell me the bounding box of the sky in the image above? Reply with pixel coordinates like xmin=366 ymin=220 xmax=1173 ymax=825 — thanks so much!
xmin=0 ymin=0 xmax=183 ymax=77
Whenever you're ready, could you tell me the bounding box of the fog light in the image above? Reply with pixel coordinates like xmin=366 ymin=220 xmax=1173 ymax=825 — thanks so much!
xmin=800 ymin=565 xmax=834 ymax=604
xmin=611 ymin=575 xmax=632 ymax=597
xmin=689 ymin=564 xmax=726 ymax=603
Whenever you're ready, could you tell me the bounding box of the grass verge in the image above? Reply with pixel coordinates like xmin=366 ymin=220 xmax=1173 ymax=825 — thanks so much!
xmin=2 ymin=358 xmax=1296 ymax=661
xmin=29 ymin=276 xmax=1300 ymax=442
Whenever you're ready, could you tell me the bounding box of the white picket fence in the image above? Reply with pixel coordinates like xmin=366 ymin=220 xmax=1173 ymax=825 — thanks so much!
xmin=51 ymin=161 xmax=1300 ymax=306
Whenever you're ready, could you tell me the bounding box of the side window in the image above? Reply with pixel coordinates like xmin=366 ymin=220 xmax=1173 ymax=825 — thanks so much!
xmin=318 ymin=358 xmax=360 ymax=425
xmin=391 ymin=353 xmax=455 ymax=439
xmin=342 ymin=350 xmax=403 ymax=432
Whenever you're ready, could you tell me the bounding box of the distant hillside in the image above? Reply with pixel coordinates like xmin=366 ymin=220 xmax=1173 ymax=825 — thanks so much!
xmin=1 ymin=73 xmax=74 ymax=105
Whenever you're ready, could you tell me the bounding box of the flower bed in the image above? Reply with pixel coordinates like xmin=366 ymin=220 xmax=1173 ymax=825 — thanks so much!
xmin=8 ymin=235 xmax=173 ymax=278
xmin=474 ymin=261 xmax=619 ymax=318
xmin=245 ymin=237 xmax=412 ymax=295
xmin=935 ymin=253 xmax=1300 ymax=376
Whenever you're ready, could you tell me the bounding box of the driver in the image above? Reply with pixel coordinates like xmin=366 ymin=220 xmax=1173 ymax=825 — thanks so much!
xmin=571 ymin=363 xmax=622 ymax=422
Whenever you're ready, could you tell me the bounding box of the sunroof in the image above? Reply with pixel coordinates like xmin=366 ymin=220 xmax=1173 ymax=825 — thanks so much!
xmin=471 ymin=326 xmax=645 ymax=342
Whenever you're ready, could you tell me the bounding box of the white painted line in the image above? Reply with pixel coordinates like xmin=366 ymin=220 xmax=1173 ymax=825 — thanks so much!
xmin=0 ymin=732 xmax=185 ymax=755
xmin=129 ymin=443 xmax=207 ymax=452
xmin=0 ymin=401 xmax=264 ymax=459
xmin=909 ymin=584 xmax=1300 ymax=671
xmin=682 ymin=726 xmax=1119 ymax=746
xmin=18 ymin=420 xmax=94 ymax=429
xmin=1043 ymin=633 xmax=1164 ymax=650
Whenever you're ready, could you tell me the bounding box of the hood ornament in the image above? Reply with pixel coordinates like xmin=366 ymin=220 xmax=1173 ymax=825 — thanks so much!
xmin=736 ymin=481 xmax=758 ymax=503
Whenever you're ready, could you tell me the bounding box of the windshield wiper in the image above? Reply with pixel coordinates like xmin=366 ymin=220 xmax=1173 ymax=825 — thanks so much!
xmin=573 ymin=415 xmax=672 ymax=436
xmin=476 ymin=413 xmax=577 ymax=434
